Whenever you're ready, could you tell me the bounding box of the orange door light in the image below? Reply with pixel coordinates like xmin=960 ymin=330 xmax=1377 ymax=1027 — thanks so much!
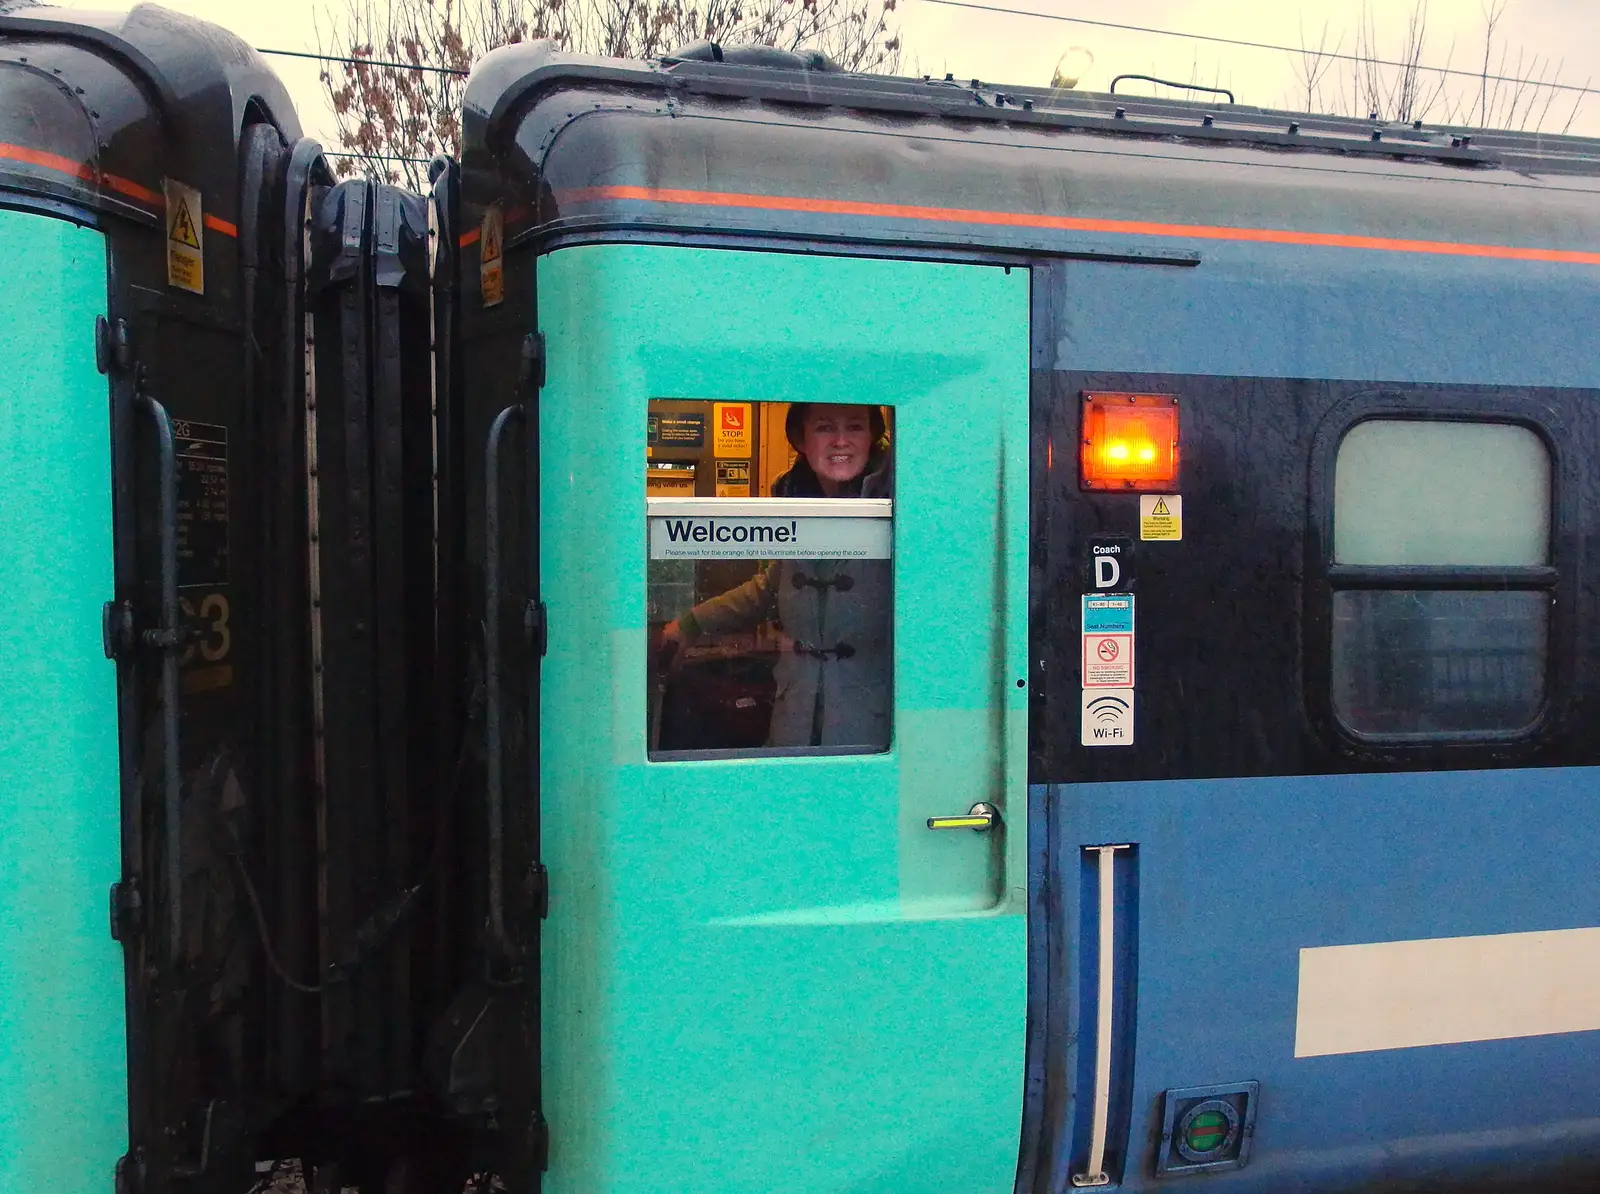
xmin=1080 ymin=392 xmax=1180 ymax=491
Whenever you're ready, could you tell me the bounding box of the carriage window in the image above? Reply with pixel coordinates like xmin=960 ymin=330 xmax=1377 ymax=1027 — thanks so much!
xmin=646 ymin=400 xmax=894 ymax=758
xmin=1330 ymin=420 xmax=1552 ymax=738
xmin=1334 ymin=421 xmax=1550 ymax=566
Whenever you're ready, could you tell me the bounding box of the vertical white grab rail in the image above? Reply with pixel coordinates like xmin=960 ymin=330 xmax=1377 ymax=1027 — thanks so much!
xmin=1073 ymin=843 xmax=1131 ymax=1188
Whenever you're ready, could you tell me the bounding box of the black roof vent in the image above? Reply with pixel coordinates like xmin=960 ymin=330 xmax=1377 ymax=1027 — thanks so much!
xmin=667 ymin=40 xmax=839 ymax=72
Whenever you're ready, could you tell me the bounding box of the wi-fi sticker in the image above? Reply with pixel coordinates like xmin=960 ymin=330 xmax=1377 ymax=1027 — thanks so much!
xmin=1087 ymin=695 xmax=1129 ymax=723
xmin=1081 ymin=688 xmax=1134 ymax=746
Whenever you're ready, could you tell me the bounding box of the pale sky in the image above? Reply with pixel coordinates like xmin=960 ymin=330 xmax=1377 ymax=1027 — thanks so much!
xmin=52 ymin=0 xmax=1600 ymax=145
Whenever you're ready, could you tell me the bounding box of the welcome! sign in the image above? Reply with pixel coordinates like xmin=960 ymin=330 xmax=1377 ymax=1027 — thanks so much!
xmin=647 ymin=498 xmax=892 ymax=560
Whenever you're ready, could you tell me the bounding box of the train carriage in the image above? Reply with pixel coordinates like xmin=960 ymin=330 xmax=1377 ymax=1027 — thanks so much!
xmin=0 ymin=6 xmax=323 ymax=1188
xmin=7 ymin=4 xmax=1600 ymax=1190
xmin=0 ymin=8 xmax=450 ymax=1191
xmin=446 ymin=40 xmax=1600 ymax=1194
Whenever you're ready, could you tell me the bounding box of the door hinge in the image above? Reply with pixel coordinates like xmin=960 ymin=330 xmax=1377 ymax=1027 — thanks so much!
xmin=104 ymin=597 xmax=194 ymax=657
xmin=532 ymin=1110 xmax=550 ymax=1172
xmin=525 ymin=600 xmax=547 ymax=658
xmin=528 ymin=861 xmax=548 ymax=920
xmin=102 ymin=599 xmax=135 ymax=660
xmin=110 ymin=879 xmax=142 ymax=942
xmin=115 ymin=1147 xmax=146 ymax=1194
xmin=95 ymin=316 xmax=132 ymax=376
xmin=519 ymin=331 xmax=546 ymax=391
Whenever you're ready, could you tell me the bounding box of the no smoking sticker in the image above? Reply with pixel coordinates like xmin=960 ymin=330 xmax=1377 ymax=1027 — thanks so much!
xmin=1083 ymin=632 xmax=1134 ymax=688
xmin=1082 ymin=593 xmax=1135 ymax=689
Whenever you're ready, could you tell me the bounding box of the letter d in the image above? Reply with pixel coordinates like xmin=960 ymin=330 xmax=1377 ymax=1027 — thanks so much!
xmin=1095 ymin=556 xmax=1120 ymax=589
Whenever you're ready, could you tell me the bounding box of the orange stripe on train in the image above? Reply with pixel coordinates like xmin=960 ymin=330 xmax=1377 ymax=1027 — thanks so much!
xmin=555 ymin=184 xmax=1600 ymax=267
xmin=0 ymin=143 xmax=238 ymax=237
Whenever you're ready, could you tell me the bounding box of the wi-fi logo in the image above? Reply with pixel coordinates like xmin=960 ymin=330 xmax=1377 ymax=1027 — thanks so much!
xmin=1086 ymin=695 xmax=1131 ymax=724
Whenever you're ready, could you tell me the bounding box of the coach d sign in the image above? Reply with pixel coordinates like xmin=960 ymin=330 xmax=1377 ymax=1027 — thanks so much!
xmin=1087 ymin=536 xmax=1135 ymax=592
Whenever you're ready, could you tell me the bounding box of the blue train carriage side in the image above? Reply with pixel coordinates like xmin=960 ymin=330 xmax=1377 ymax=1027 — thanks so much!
xmin=0 ymin=6 xmax=338 ymax=1190
xmin=448 ymin=38 xmax=1600 ymax=1194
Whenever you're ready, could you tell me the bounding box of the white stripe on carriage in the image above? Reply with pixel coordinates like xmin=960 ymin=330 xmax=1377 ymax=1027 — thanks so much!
xmin=1295 ymin=926 xmax=1600 ymax=1058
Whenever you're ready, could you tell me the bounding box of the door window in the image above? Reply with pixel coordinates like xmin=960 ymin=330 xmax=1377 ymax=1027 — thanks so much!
xmin=646 ymin=399 xmax=894 ymax=757
xmin=1328 ymin=419 xmax=1553 ymax=738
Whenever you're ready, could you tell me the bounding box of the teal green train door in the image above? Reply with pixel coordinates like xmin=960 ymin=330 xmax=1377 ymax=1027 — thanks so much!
xmin=535 ymin=245 xmax=1030 ymax=1193
xmin=0 ymin=211 xmax=128 ymax=1187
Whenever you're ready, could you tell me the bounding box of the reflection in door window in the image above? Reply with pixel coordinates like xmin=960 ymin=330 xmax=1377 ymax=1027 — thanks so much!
xmin=647 ymin=401 xmax=894 ymax=756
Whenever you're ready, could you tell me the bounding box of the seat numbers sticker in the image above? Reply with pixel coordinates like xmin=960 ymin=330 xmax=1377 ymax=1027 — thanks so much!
xmin=1083 ymin=593 xmax=1134 ymax=633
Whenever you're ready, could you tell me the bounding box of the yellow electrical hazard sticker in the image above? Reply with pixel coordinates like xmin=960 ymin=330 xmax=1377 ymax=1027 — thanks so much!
xmin=164 ymin=178 xmax=204 ymax=294
xmin=713 ymin=402 xmax=753 ymax=458
xmin=480 ymin=204 xmax=504 ymax=307
xmin=1140 ymin=493 xmax=1182 ymax=541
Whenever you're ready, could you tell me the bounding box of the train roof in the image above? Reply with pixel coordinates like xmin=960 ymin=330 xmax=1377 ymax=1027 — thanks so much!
xmin=0 ymin=2 xmax=300 ymax=230
xmin=461 ymin=43 xmax=1600 ymax=264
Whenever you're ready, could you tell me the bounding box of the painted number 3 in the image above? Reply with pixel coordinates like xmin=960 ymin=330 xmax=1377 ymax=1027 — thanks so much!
xmin=179 ymin=592 xmax=232 ymax=665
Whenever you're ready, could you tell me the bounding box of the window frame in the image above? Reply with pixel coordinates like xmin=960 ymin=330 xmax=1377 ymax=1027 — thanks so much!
xmin=1305 ymin=390 xmax=1576 ymax=759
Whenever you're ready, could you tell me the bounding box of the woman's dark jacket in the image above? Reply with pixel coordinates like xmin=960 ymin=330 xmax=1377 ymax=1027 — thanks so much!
xmin=678 ymin=452 xmax=892 ymax=749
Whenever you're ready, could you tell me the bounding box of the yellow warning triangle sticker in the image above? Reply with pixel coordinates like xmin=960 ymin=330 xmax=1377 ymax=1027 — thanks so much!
xmin=1151 ymin=497 xmax=1171 ymax=516
xmin=481 ymin=218 xmax=502 ymax=262
xmin=169 ymin=195 xmax=201 ymax=249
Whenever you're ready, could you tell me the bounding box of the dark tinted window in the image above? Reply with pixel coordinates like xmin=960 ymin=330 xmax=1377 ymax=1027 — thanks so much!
xmin=1331 ymin=590 xmax=1548 ymax=735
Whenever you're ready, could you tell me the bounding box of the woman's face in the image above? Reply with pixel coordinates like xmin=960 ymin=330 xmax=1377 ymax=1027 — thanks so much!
xmin=800 ymin=405 xmax=874 ymax=493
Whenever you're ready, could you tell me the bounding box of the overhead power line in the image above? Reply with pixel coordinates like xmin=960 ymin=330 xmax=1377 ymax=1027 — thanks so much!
xmin=914 ymin=0 xmax=1600 ymax=100
xmin=323 ymin=150 xmax=439 ymax=163
xmin=257 ymin=46 xmax=467 ymax=76
xmin=261 ymin=15 xmax=1600 ymax=105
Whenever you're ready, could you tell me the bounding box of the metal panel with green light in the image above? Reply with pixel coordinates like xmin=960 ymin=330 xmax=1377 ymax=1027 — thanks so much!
xmin=536 ymin=244 xmax=1030 ymax=1193
xmin=0 ymin=209 xmax=128 ymax=1188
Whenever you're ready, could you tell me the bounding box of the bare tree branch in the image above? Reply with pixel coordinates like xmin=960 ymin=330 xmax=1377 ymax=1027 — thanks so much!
xmin=1290 ymin=0 xmax=1581 ymax=134
xmin=1291 ymin=18 xmax=1340 ymax=114
xmin=320 ymin=0 xmax=901 ymax=184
